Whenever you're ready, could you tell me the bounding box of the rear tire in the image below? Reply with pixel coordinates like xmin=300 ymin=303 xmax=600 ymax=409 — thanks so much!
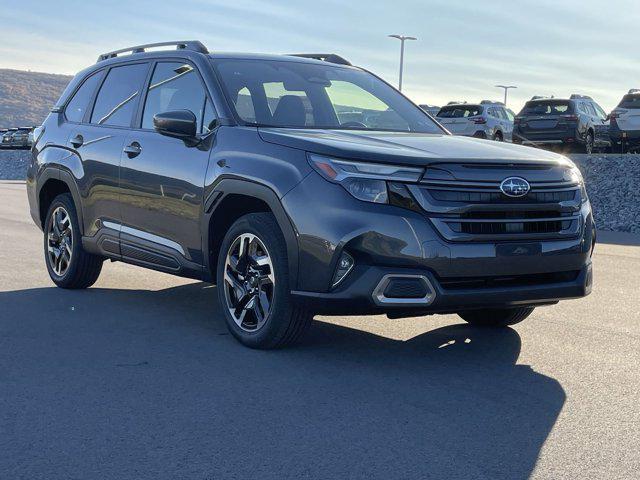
xmin=44 ymin=193 xmax=103 ymax=289
xmin=458 ymin=307 xmax=534 ymax=327
xmin=493 ymin=131 xmax=503 ymax=142
xmin=216 ymin=212 xmax=313 ymax=349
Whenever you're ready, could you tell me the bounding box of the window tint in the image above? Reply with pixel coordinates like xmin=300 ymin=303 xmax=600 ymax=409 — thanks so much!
xmin=142 ymin=62 xmax=208 ymax=131
xmin=585 ymin=103 xmax=597 ymax=117
xmin=505 ymin=109 xmax=515 ymax=121
xmin=65 ymin=71 xmax=104 ymax=123
xmin=437 ymin=105 xmax=483 ymax=118
xmin=521 ymin=101 xmax=572 ymax=115
xmin=90 ymin=63 xmax=148 ymax=127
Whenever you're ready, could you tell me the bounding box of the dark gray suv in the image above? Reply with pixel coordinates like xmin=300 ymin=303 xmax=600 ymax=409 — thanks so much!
xmin=27 ymin=41 xmax=595 ymax=348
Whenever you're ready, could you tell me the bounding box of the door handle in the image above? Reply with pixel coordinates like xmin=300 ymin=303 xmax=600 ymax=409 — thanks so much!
xmin=70 ymin=134 xmax=84 ymax=148
xmin=123 ymin=142 xmax=142 ymax=158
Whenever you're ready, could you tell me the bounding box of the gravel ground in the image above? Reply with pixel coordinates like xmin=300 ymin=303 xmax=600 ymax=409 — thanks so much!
xmin=1 ymin=149 xmax=638 ymax=233
xmin=0 ymin=149 xmax=30 ymax=180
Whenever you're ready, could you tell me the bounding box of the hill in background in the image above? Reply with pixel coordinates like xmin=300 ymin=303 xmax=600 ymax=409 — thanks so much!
xmin=0 ymin=69 xmax=72 ymax=128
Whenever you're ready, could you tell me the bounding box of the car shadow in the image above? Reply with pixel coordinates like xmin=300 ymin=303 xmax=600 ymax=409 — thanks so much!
xmin=0 ymin=282 xmax=565 ymax=479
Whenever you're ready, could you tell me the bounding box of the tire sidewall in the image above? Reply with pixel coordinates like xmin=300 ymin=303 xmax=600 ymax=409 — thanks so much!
xmin=216 ymin=214 xmax=292 ymax=348
xmin=44 ymin=194 xmax=82 ymax=287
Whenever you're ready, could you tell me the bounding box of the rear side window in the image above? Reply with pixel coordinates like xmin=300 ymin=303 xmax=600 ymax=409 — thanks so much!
xmin=90 ymin=63 xmax=148 ymax=127
xmin=65 ymin=71 xmax=104 ymax=123
xmin=521 ymin=101 xmax=572 ymax=115
xmin=437 ymin=106 xmax=482 ymax=118
xmin=618 ymin=94 xmax=640 ymax=109
xmin=142 ymin=62 xmax=208 ymax=131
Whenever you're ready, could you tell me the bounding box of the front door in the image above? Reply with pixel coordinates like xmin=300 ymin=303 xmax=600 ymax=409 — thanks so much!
xmin=119 ymin=61 xmax=215 ymax=270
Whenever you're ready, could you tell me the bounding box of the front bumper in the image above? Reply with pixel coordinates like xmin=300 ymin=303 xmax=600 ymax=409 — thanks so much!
xmin=292 ymin=262 xmax=592 ymax=315
xmin=283 ymin=172 xmax=595 ymax=315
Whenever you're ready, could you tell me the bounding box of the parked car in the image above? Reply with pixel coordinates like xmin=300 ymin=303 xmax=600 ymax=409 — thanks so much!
xmin=0 ymin=129 xmax=7 ymax=147
xmin=418 ymin=104 xmax=440 ymax=116
xmin=435 ymin=101 xmax=514 ymax=141
xmin=10 ymin=127 xmax=33 ymax=149
xmin=513 ymin=95 xmax=610 ymax=153
xmin=27 ymin=41 xmax=594 ymax=349
xmin=609 ymin=89 xmax=640 ymax=152
xmin=2 ymin=128 xmax=18 ymax=148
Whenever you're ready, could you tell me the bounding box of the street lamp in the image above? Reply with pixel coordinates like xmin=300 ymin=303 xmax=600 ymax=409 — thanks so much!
xmin=388 ymin=34 xmax=417 ymax=91
xmin=495 ymin=85 xmax=517 ymax=105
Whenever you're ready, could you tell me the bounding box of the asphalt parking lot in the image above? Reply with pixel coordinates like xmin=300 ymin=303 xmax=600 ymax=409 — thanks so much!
xmin=1 ymin=181 xmax=639 ymax=480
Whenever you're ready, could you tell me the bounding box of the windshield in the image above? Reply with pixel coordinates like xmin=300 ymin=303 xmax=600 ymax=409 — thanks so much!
xmin=520 ymin=100 xmax=573 ymax=116
xmin=211 ymin=59 xmax=443 ymax=133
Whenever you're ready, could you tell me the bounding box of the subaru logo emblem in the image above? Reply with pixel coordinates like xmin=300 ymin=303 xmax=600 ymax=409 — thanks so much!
xmin=500 ymin=177 xmax=530 ymax=197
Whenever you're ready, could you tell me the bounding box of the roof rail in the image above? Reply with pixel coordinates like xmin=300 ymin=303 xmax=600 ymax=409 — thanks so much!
xmin=288 ymin=53 xmax=352 ymax=66
xmin=628 ymin=89 xmax=640 ymax=94
xmin=446 ymin=101 xmax=467 ymax=105
xmin=97 ymin=40 xmax=208 ymax=62
xmin=530 ymin=95 xmax=554 ymax=100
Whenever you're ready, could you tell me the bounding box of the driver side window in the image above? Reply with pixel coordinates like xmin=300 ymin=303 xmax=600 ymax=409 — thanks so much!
xmin=142 ymin=62 xmax=207 ymax=132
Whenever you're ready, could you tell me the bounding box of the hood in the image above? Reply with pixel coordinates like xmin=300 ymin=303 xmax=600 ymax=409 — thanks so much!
xmin=258 ymin=128 xmax=567 ymax=166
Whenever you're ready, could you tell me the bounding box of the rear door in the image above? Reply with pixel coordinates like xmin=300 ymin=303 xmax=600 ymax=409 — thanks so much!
xmin=64 ymin=62 xmax=149 ymax=238
xmin=118 ymin=60 xmax=214 ymax=270
xmin=436 ymin=105 xmax=481 ymax=136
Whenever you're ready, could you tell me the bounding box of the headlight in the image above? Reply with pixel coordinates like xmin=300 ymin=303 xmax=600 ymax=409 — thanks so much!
xmin=307 ymin=154 xmax=424 ymax=206
xmin=560 ymin=158 xmax=588 ymax=203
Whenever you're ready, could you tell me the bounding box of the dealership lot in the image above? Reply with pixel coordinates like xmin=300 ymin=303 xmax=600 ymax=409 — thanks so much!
xmin=1 ymin=181 xmax=639 ymax=479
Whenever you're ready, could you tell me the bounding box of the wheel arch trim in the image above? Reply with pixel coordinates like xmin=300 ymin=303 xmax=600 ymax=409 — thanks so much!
xmin=36 ymin=166 xmax=85 ymax=235
xmin=203 ymin=177 xmax=299 ymax=288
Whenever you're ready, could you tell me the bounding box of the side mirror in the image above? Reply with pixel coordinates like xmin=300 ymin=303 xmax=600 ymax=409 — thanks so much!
xmin=153 ymin=110 xmax=198 ymax=146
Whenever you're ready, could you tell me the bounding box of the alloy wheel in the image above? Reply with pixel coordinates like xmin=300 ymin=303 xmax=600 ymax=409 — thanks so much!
xmin=223 ymin=233 xmax=275 ymax=332
xmin=47 ymin=206 xmax=73 ymax=276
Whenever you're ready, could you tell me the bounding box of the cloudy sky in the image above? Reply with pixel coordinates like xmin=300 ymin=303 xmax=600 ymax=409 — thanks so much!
xmin=1 ymin=0 xmax=638 ymax=112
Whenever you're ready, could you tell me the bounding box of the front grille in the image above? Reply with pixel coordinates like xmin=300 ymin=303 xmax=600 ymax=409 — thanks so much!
xmin=439 ymin=270 xmax=580 ymax=290
xmin=408 ymin=163 xmax=583 ymax=242
xmin=449 ymin=219 xmax=570 ymax=235
xmin=429 ymin=189 xmax=576 ymax=203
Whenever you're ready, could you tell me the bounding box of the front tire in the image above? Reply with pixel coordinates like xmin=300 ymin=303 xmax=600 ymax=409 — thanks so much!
xmin=44 ymin=193 xmax=103 ymax=289
xmin=458 ymin=307 xmax=534 ymax=327
xmin=216 ymin=213 xmax=313 ymax=349
xmin=584 ymin=131 xmax=594 ymax=154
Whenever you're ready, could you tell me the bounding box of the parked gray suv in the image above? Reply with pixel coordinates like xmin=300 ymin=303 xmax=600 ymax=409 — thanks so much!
xmin=27 ymin=41 xmax=594 ymax=348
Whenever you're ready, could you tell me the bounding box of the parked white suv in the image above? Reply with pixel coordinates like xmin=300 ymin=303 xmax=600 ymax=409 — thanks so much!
xmin=435 ymin=101 xmax=514 ymax=141
xmin=610 ymin=89 xmax=640 ymax=152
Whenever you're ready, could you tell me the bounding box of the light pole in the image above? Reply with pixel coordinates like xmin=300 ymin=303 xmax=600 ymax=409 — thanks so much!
xmin=495 ymin=85 xmax=517 ymax=105
xmin=388 ymin=34 xmax=417 ymax=91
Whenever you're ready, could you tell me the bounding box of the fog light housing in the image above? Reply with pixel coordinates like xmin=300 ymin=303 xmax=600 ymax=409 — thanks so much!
xmin=332 ymin=251 xmax=354 ymax=288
